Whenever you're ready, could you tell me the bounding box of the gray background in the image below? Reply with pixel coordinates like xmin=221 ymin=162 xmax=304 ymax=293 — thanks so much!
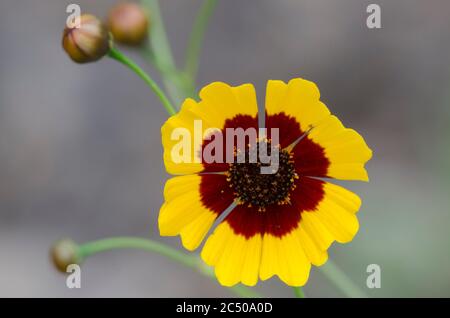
xmin=1 ymin=0 xmax=450 ymax=297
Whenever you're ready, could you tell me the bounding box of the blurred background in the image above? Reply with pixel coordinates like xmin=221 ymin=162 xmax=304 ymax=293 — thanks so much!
xmin=1 ymin=0 xmax=450 ymax=297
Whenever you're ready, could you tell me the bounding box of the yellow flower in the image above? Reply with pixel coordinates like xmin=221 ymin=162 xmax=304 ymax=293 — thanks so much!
xmin=159 ymin=78 xmax=372 ymax=287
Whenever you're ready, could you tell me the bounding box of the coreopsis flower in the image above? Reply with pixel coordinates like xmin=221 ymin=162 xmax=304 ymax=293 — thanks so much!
xmin=159 ymin=78 xmax=372 ymax=287
xmin=107 ymin=2 xmax=149 ymax=46
xmin=62 ymin=14 xmax=111 ymax=63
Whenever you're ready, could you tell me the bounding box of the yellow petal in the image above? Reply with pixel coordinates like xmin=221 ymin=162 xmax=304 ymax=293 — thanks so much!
xmin=303 ymin=180 xmax=361 ymax=244
xmin=162 ymin=83 xmax=258 ymax=175
xmin=322 ymin=181 xmax=362 ymax=213
xmin=265 ymin=78 xmax=330 ymax=131
xmin=296 ymin=226 xmax=328 ymax=266
xmin=313 ymin=199 xmax=360 ymax=243
xmin=260 ymin=232 xmax=311 ymax=286
xmin=159 ymin=175 xmax=219 ymax=251
xmin=161 ymin=99 xmax=210 ymax=175
xmin=198 ymin=82 xmax=258 ymax=128
xmin=307 ymin=115 xmax=372 ymax=181
xmin=300 ymin=212 xmax=334 ymax=251
xmin=201 ymin=222 xmax=262 ymax=287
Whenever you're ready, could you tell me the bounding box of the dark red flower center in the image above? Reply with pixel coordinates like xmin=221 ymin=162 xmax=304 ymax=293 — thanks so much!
xmin=200 ymin=113 xmax=331 ymax=238
xmin=227 ymin=141 xmax=298 ymax=210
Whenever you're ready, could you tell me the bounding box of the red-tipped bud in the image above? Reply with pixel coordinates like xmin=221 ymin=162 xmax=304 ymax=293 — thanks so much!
xmin=107 ymin=2 xmax=149 ymax=46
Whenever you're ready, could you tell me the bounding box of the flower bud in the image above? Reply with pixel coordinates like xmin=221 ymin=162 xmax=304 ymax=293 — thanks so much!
xmin=107 ymin=2 xmax=149 ymax=46
xmin=62 ymin=14 xmax=111 ymax=63
xmin=50 ymin=239 xmax=80 ymax=272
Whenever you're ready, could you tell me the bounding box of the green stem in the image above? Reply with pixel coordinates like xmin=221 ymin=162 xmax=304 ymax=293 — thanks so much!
xmin=292 ymin=287 xmax=305 ymax=298
xmin=142 ymin=0 xmax=175 ymax=71
xmin=77 ymin=237 xmax=261 ymax=298
xmin=108 ymin=47 xmax=176 ymax=116
xmin=142 ymin=47 xmax=192 ymax=101
xmin=184 ymin=0 xmax=218 ymax=83
xmin=78 ymin=237 xmax=195 ymax=267
xmin=141 ymin=0 xmax=185 ymax=106
xmin=320 ymin=259 xmax=368 ymax=298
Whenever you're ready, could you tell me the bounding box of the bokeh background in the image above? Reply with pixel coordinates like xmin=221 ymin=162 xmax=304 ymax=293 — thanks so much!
xmin=1 ymin=0 xmax=450 ymax=297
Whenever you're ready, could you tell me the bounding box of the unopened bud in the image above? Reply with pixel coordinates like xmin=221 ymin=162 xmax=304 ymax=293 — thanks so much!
xmin=62 ymin=14 xmax=111 ymax=63
xmin=107 ymin=3 xmax=149 ymax=46
xmin=50 ymin=239 xmax=80 ymax=272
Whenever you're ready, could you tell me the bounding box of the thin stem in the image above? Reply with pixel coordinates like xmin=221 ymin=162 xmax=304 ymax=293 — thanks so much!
xmin=292 ymin=287 xmax=305 ymax=298
xmin=78 ymin=237 xmax=196 ymax=267
xmin=320 ymin=259 xmax=368 ymax=298
xmin=108 ymin=47 xmax=176 ymax=116
xmin=142 ymin=47 xmax=192 ymax=100
xmin=141 ymin=0 xmax=185 ymax=106
xmin=77 ymin=237 xmax=261 ymax=298
xmin=142 ymin=0 xmax=175 ymax=70
xmin=184 ymin=0 xmax=218 ymax=82
xmin=142 ymin=47 xmax=178 ymax=78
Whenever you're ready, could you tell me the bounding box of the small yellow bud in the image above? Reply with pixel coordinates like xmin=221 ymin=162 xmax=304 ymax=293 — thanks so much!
xmin=107 ymin=2 xmax=149 ymax=46
xmin=50 ymin=239 xmax=80 ymax=272
xmin=62 ymin=14 xmax=111 ymax=63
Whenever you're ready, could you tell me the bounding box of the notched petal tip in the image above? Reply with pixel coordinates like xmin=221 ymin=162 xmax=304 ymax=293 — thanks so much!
xmin=198 ymin=81 xmax=232 ymax=99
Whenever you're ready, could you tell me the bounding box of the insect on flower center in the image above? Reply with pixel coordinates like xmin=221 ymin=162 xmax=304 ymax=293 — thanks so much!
xmin=227 ymin=141 xmax=298 ymax=210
